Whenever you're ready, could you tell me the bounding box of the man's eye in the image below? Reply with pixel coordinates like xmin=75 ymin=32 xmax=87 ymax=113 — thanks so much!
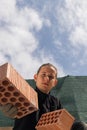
xmin=41 ymin=74 xmax=46 ymax=77
xmin=49 ymin=76 xmax=54 ymax=79
xmin=40 ymin=74 xmax=54 ymax=79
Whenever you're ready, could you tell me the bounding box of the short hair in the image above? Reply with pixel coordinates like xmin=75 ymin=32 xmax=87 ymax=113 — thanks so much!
xmin=37 ymin=63 xmax=57 ymax=77
xmin=71 ymin=121 xmax=87 ymax=130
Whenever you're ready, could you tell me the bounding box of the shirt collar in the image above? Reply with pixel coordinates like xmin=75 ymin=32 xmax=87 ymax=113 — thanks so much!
xmin=35 ymin=87 xmax=50 ymax=100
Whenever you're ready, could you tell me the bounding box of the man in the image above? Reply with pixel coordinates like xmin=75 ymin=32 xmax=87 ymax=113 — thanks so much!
xmin=71 ymin=121 xmax=87 ymax=130
xmin=0 ymin=63 xmax=62 ymax=130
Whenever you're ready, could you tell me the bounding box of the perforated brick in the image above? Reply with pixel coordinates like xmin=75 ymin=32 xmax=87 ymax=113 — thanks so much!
xmin=0 ymin=63 xmax=38 ymax=118
xmin=35 ymin=109 xmax=75 ymax=130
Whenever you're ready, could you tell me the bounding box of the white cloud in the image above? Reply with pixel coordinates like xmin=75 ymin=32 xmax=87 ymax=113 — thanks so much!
xmin=43 ymin=19 xmax=51 ymax=27
xmin=56 ymin=0 xmax=87 ymax=47
xmin=0 ymin=0 xmax=43 ymax=31
xmin=18 ymin=7 xmax=43 ymax=31
xmin=54 ymin=40 xmax=62 ymax=47
xmin=0 ymin=0 xmax=43 ymax=79
xmin=0 ymin=0 xmax=66 ymax=79
xmin=79 ymin=59 xmax=86 ymax=66
xmin=69 ymin=26 xmax=87 ymax=47
xmin=34 ymin=50 xmax=66 ymax=77
xmin=53 ymin=0 xmax=87 ymax=70
xmin=0 ymin=0 xmax=16 ymax=21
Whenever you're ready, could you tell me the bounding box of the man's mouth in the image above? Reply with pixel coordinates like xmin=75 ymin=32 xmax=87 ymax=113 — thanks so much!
xmin=42 ymin=83 xmax=48 ymax=86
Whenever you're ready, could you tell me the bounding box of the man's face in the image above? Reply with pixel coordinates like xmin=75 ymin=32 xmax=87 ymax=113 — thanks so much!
xmin=34 ymin=66 xmax=58 ymax=94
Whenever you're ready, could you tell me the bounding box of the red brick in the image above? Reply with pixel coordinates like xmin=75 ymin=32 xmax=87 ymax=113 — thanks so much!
xmin=35 ymin=109 xmax=75 ymax=130
xmin=0 ymin=63 xmax=38 ymax=118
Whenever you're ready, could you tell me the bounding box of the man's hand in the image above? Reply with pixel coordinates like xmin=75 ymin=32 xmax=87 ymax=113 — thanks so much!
xmin=0 ymin=104 xmax=18 ymax=118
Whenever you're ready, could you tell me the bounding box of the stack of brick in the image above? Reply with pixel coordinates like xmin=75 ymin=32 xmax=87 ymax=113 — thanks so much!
xmin=0 ymin=63 xmax=38 ymax=118
xmin=35 ymin=109 xmax=75 ymax=130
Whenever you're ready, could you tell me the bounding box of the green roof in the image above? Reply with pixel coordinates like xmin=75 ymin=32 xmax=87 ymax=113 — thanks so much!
xmin=0 ymin=75 xmax=87 ymax=126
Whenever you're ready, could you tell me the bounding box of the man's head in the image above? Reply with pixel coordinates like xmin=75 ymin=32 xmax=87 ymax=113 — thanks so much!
xmin=34 ymin=63 xmax=58 ymax=94
xmin=71 ymin=121 xmax=87 ymax=130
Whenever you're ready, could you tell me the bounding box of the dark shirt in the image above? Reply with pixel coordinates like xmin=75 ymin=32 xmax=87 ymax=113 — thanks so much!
xmin=13 ymin=87 xmax=62 ymax=130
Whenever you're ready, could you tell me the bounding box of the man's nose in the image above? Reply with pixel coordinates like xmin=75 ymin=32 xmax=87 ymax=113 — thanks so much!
xmin=44 ymin=75 xmax=50 ymax=81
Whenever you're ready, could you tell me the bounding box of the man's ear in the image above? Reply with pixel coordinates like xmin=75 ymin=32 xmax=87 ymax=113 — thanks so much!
xmin=54 ymin=79 xmax=58 ymax=87
xmin=34 ymin=74 xmax=37 ymax=82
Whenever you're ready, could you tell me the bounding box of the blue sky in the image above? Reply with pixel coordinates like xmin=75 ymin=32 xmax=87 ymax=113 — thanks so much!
xmin=0 ymin=0 xmax=87 ymax=79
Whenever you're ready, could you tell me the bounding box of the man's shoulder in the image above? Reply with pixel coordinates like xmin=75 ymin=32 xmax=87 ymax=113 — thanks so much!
xmin=49 ymin=94 xmax=62 ymax=110
xmin=49 ymin=94 xmax=59 ymax=101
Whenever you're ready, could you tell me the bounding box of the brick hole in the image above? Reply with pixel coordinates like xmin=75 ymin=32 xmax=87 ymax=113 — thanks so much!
xmin=24 ymin=110 xmax=29 ymax=114
xmin=46 ymin=120 xmax=50 ymax=124
xmin=20 ymin=107 xmax=26 ymax=111
xmin=1 ymin=97 xmax=8 ymax=102
xmin=17 ymin=111 xmax=23 ymax=117
xmin=29 ymin=106 xmax=34 ymax=111
xmin=42 ymin=122 xmax=46 ymax=125
xmin=51 ymin=120 xmax=54 ymax=123
xmin=55 ymin=112 xmax=59 ymax=115
xmin=37 ymin=122 xmax=42 ymax=126
xmin=10 ymin=97 xmax=16 ymax=102
xmin=43 ymin=118 xmax=46 ymax=122
xmin=47 ymin=114 xmax=50 ymax=117
xmin=0 ymin=93 xmax=2 ymax=97
xmin=48 ymin=117 xmax=51 ymax=121
xmin=41 ymin=118 xmax=45 ymax=123
xmin=2 ymin=80 xmax=9 ymax=86
xmin=41 ymin=114 xmax=44 ymax=118
xmin=0 ymin=86 xmax=6 ymax=92
xmin=13 ymin=92 xmax=20 ymax=97
xmin=55 ymin=112 xmax=59 ymax=116
xmin=50 ymin=114 xmax=54 ymax=119
xmin=24 ymin=102 xmax=30 ymax=107
xmin=50 ymin=118 xmax=54 ymax=123
xmin=44 ymin=115 xmax=47 ymax=118
xmin=8 ymin=86 xmax=14 ymax=91
xmin=46 ymin=115 xmax=50 ymax=120
xmin=50 ymin=116 xmax=52 ymax=120
xmin=39 ymin=122 xmax=43 ymax=126
xmin=59 ymin=110 xmax=62 ymax=115
xmin=15 ymin=102 xmax=22 ymax=107
xmin=42 ymin=116 xmax=46 ymax=122
xmin=51 ymin=113 xmax=54 ymax=117
xmin=39 ymin=118 xmax=43 ymax=122
xmin=18 ymin=97 xmax=25 ymax=102
xmin=4 ymin=92 xmax=11 ymax=97
xmin=55 ymin=114 xmax=59 ymax=119
xmin=54 ymin=119 xmax=58 ymax=123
